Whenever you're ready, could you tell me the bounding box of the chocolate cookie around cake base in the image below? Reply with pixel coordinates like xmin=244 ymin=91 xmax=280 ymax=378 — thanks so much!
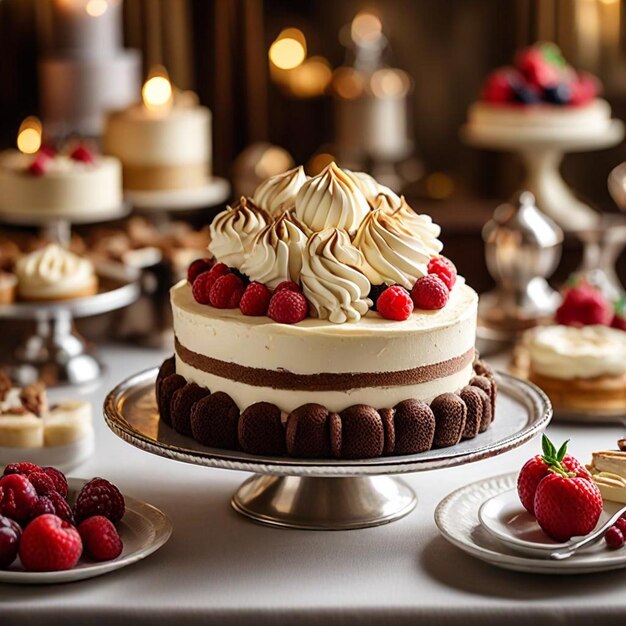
xmin=154 ymin=356 xmax=497 ymax=460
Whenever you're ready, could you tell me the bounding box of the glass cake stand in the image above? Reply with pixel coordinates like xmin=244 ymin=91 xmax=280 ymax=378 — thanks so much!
xmin=1 ymin=263 xmax=140 ymax=387
xmin=104 ymin=368 xmax=552 ymax=530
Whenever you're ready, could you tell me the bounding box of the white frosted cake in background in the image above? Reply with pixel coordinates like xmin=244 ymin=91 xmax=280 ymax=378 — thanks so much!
xmin=104 ymin=88 xmax=212 ymax=192
xmin=0 ymin=147 xmax=122 ymax=220
xmin=155 ymin=163 xmax=497 ymax=460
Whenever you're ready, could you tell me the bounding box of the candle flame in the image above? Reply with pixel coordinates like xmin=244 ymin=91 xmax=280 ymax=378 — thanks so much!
xmin=142 ymin=67 xmax=173 ymax=112
xmin=85 ymin=0 xmax=108 ymax=17
xmin=17 ymin=117 xmax=42 ymax=154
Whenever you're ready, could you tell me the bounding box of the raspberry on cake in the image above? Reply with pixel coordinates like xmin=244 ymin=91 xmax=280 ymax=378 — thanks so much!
xmin=162 ymin=163 xmax=491 ymax=460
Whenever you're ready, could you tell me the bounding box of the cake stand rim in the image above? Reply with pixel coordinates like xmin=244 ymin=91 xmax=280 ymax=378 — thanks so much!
xmin=103 ymin=367 xmax=552 ymax=477
xmin=125 ymin=177 xmax=231 ymax=211
xmin=0 ymin=201 xmax=132 ymax=226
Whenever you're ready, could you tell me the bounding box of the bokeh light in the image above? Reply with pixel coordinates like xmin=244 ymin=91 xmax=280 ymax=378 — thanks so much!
xmin=370 ymin=69 xmax=410 ymax=98
xmin=351 ymin=12 xmax=382 ymax=45
xmin=289 ymin=57 xmax=332 ymax=98
xmin=269 ymin=29 xmax=307 ymax=70
xmin=142 ymin=67 xmax=173 ymax=112
xmin=85 ymin=0 xmax=108 ymax=17
xmin=17 ymin=117 xmax=42 ymax=154
xmin=333 ymin=67 xmax=365 ymax=100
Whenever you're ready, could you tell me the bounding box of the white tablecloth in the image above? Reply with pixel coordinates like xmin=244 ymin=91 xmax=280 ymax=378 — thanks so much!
xmin=1 ymin=346 xmax=625 ymax=626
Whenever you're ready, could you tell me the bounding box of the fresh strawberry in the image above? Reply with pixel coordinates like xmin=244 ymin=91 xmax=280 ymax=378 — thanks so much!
xmin=19 ymin=514 xmax=82 ymax=572
xmin=239 ymin=282 xmax=272 ymax=316
xmin=187 ymin=258 xmax=213 ymax=284
xmin=427 ymin=256 xmax=457 ymax=290
xmin=268 ymin=290 xmax=308 ymax=324
xmin=376 ymin=285 xmax=414 ymax=321
xmin=534 ymin=471 xmax=603 ymax=542
xmin=555 ymin=282 xmax=613 ymax=327
xmin=517 ymin=434 xmax=590 ymax=515
xmin=410 ymin=275 xmax=449 ymax=310
xmin=209 ymin=273 xmax=245 ymax=308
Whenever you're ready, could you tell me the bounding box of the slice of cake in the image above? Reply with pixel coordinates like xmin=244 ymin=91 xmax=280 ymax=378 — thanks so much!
xmin=156 ymin=163 xmax=496 ymax=459
xmin=588 ymin=448 xmax=626 ymax=504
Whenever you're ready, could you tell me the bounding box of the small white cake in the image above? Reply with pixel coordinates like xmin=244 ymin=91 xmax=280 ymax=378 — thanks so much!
xmin=0 ymin=150 xmax=123 ymax=220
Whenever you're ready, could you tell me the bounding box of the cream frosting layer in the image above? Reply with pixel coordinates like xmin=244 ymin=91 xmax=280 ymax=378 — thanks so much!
xmin=15 ymin=244 xmax=97 ymax=300
xmin=301 ymin=228 xmax=372 ymax=323
xmin=253 ymin=166 xmax=308 ymax=217
xmin=104 ymin=105 xmax=211 ymax=166
xmin=295 ymin=162 xmax=370 ymax=234
xmin=345 ymin=169 xmax=401 ymax=208
xmin=171 ymin=279 xmax=477 ymax=376
xmin=527 ymin=325 xmax=626 ymax=380
xmin=176 ymin=357 xmax=475 ymax=413
xmin=0 ymin=151 xmax=123 ymax=217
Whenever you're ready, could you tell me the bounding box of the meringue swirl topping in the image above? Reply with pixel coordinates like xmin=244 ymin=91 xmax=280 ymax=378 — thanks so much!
xmin=208 ymin=197 xmax=269 ymax=269
xmin=295 ymin=162 xmax=370 ymax=234
xmin=301 ymin=228 xmax=372 ymax=324
xmin=345 ymin=169 xmax=401 ymax=209
xmin=253 ymin=166 xmax=308 ymax=217
xmin=353 ymin=196 xmax=443 ymax=288
xmin=240 ymin=210 xmax=308 ymax=288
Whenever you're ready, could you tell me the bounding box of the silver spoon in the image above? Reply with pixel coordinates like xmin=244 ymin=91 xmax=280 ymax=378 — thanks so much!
xmin=550 ymin=505 xmax=626 ymax=560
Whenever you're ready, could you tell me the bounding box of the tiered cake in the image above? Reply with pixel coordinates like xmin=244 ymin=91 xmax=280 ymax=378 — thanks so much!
xmin=156 ymin=164 xmax=496 ymax=459
xmin=39 ymin=0 xmax=141 ymax=137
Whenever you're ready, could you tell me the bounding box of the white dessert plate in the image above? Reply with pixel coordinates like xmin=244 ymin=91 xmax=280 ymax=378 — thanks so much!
xmin=0 ymin=430 xmax=95 ymax=473
xmin=0 ymin=478 xmax=172 ymax=584
xmin=478 ymin=488 xmax=624 ymax=558
xmin=435 ymin=473 xmax=626 ymax=574
xmin=126 ymin=177 xmax=230 ymax=211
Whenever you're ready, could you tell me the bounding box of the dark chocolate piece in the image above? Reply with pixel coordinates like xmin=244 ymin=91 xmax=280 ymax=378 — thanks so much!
xmin=191 ymin=391 xmax=239 ymax=449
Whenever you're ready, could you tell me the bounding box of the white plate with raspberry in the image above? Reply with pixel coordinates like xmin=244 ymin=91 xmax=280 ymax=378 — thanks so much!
xmin=435 ymin=473 xmax=626 ymax=574
xmin=0 ymin=477 xmax=172 ymax=584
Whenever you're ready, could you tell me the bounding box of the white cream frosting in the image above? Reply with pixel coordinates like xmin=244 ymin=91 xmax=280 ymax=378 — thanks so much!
xmin=353 ymin=197 xmax=443 ymax=288
xmin=208 ymin=197 xmax=268 ymax=268
xmin=240 ymin=210 xmax=308 ymax=288
xmin=345 ymin=169 xmax=401 ymax=209
xmin=295 ymin=162 xmax=370 ymax=234
xmin=15 ymin=244 xmax=96 ymax=299
xmin=253 ymin=166 xmax=308 ymax=217
xmin=301 ymin=228 xmax=372 ymax=324
xmin=528 ymin=325 xmax=626 ymax=380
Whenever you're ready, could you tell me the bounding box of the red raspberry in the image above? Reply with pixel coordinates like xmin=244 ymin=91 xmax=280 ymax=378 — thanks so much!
xmin=78 ymin=516 xmax=123 ymax=562
xmin=28 ymin=472 xmax=57 ymax=496
xmin=19 ymin=514 xmax=82 ymax=572
xmin=31 ymin=496 xmax=56 ymax=518
xmin=69 ymin=145 xmax=94 ymax=164
xmin=516 ymin=46 xmax=560 ymax=88
xmin=274 ymin=280 xmax=301 ymax=293
xmin=42 ymin=467 xmax=68 ymax=498
xmin=74 ymin=478 xmax=125 ymax=524
xmin=191 ymin=263 xmax=230 ymax=304
xmin=268 ymin=290 xmax=308 ymax=324
xmin=411 ymin=275 xmax=450 ymax=310
xmin=376 ymin=285 xmax=414 ymax=321
xmin=570 ymin=72 xmax=599 ymax=106
xmin=615 ymin=517 xmax=626 ymax=534
xmin=49 ymin=491 xmax=75 ymax=525
xmin=481 ymin=68 xmax=517 ymax=104
xmin=555 ymin=283 xmax=612 ymax=326
xmin=4 ymin=462 xmax=41 ymax=477
xmin=605 ymin=526 xmax=625 ymax=550
xmin=28 ymin=154 xmax=50 ymax=176
xmin=0 ymin=474 xmax=38 ymax=522
xmin=239 ymin=282 xmax=272 ymax=316
xmin=209 ymin=273 xmax=244 ymax=308
xmin=39 ymin=145 xmax=56 ymax=158
xmin=187 ymin=258 xmax=213 ymax=284
xmin=427 ymin=256 xmax=457 ymax=290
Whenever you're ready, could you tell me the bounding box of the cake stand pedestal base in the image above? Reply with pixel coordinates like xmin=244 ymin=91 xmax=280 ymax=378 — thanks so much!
xmin=231 ymin=475 xmax=417 ymax=530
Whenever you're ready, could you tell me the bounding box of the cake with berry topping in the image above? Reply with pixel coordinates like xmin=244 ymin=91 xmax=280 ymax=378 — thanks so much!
xmin=0 ymin=144 xmax=123 ymax=220
xmin=467 ymin=42 xmax=612 ymax=141
xmin=157 ymin=163 xmax=496 ymax=459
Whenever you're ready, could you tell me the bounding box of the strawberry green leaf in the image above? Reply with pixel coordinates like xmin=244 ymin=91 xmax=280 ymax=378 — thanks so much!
xmin=556 ymin=439 xmax=569 ymax=462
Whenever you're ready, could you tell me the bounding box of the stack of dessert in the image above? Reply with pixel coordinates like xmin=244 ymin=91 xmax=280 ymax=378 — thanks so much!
xmin=155 ymin=163 xmax=497 ymax=459
xmin=520 ymin=281 xmax=626 ymax=414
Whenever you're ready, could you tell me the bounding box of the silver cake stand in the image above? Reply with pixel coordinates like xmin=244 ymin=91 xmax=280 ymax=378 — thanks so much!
xmin=1 ymin=263 xmax=140 ymax=387
xmin=104 ymin=368 xmax=552 ymax=530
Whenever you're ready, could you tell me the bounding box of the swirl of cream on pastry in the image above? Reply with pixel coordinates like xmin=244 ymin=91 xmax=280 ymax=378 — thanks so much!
xmin=301 ymin=228 xmax=372 ymax=324
xmin=208 ymin=197 xmax=269 ymax=268
xmin=15 ymin=244 xmax=96 ymax=299
xmin=345 ymin=169 xmax=402 ymax=209
xmin=353 ymin=196 xmax=443 ymax=288
xmin=253 ymin=166 xmax=308 ymax=217
xmin=240 ymin=210 xmax=308 ymax=288
xmin=295 ymin=162 xmax=370 ymax=234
